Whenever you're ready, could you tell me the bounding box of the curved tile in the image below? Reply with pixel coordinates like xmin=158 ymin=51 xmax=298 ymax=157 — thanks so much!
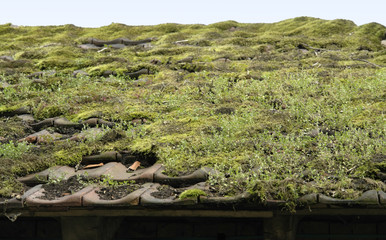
xmin=319 ymin=195 xmax=352 ymax=205
xmin=78 ymin=162 xmax=162 ymax=183
xmin=319 ymin=190 xmax=380 ymax=206
xmin=82 ymin=151 xmax=121 ymax=164
xmin=25 ymin=185 xmax=94 ymax=207
xmin=19 ymin=130 xmax=62 ymax=144
xmin=298 ymin=193 xmax=318 ymax=205
xmin=48 ymin=166 xmax=76 ymax=181
xmin=1 ymin=198 xmax=23 ymax=210
xmin=127 ymin=164 xmax=163 ymax=183
xmin=0 ymin=106 xmax=30 ymax=117
xmin=153 ymin=168 xmax=208 ymax=187
xmin=378 ymin=191 xmax=386 ymax=205
xmin=21 ymin=184 xmax=43 ymax=202
xmin=199 ymin=192 xmax=251 ymax=206
xmin=17 ymin=114 xmax=35 ymax=122
xmin=81 ymin=118 xmax=114 ymax=128
xmin=140 ymin=184 xmax=197 ymax=206
xmin=31 ymin=118 xmax=55 ymax=130
xmin=82 ymin=183 xmax=153 ymax=206
xmin=354 ymin=190 xmax=379 ymax=205
xmin=17 ymin=166 xmax=62 ymax=186
xmin=53 ymin=117 xmax=82 ymax=128
xmin=265 ymin=199 xmax=287 ymax=208
xmin=78 ymin=44 xmax=101 ymax=50
xmin=78 ymin=162 xmax=121 ymax=179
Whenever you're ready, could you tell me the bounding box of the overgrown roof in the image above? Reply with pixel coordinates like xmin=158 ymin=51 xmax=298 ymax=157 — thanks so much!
xmin=0 ymin=17 xmax=385 ymax=212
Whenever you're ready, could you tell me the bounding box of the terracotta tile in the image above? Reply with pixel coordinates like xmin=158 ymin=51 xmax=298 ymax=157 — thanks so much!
xmin=21 ymin=184 xmax=43 ymax=204
xmin=82 ymin=151 xmax=120 ymax=164
xmin=83 ymin=163 xmax=104 ymax=169
xmin=17 ymin=166 xmax=62 ymax=186
xmin=78 ymin=162 xmax=121 ymax=179
xmin=126 ymin=163 xmax=163 ymax=183
xmin=199 ymin=192 xmax=251 ymax=206
xmin=140 ymin=184 xmax=197 ymax=206
xmin=128 ymin=161 xmax=141 ymax=171
xmin=25 ymin=186 xmax=95 ymax=207
xmin=48 ymin=166 xmax=76 ymax=181
xmin=153 ymin=168 xmax=208 ymax=187
xmin=82 ymin=183 xmax=153 ymax=206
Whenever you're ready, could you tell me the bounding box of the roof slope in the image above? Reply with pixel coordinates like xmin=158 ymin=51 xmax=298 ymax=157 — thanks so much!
xmin=0 ymin=17 xmax=385 ymax=212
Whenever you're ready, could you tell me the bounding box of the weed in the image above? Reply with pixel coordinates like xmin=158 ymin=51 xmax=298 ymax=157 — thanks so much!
xmin=0 ymin=141 xmax=30 ymax=159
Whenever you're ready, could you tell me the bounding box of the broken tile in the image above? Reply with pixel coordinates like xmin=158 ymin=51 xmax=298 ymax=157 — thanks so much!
xmin=128 ymin=161 xmax=141 ymax=171
xmin=83 ymin=163 xmax=104 ymax=169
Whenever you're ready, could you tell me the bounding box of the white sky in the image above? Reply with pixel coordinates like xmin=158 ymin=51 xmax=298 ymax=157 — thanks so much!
xmin=1 ymin=0 xmax=385 ymax=27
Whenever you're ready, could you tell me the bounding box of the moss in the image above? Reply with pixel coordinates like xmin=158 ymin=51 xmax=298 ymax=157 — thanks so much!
xmin=1 ymin=18 xmax=385 ymax=204
xmin=70 ymin=110 xmax=103 ymax=122
xmin=34 ymin=104 xmax=68 ymax=119
xmin=87 ymin=63 xmax=128 ymax=77
xmin=209 ymin=20 xmax=239 ymax=31
xmin=53 ymin=149 xmax=81 ymax=166
xmin=53 ymin=142 xmax=95 ymax=166
xmin=129 ymin=138 xmax=154 ymax=154
xmin=179 ymin=188 xmax=207 ymax=200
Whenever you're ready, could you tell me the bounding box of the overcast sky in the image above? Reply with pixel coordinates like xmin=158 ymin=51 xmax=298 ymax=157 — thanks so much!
xmin=1 ymin=0 xmax=385 ymax=27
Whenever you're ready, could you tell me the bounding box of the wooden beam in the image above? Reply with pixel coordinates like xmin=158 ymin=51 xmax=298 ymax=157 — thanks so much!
xmin=20 ymin=209 xmax=274 ymax=218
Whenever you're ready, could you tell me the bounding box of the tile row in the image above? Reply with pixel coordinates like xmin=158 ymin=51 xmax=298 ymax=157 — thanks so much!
xmin=17 ymin=162 xmax=211 ymax=187
xmin=2 ymin=184 xmax=386 ymax=211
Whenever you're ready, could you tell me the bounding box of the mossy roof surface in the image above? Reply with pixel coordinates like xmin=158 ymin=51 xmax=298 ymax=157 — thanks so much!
xmin=0 ymin=17 xmax=385 ymax=209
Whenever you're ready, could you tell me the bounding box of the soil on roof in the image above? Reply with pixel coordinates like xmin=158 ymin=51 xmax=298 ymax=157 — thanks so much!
xmin=96 ymin=184 xmax=141 ymax=200
xmin=39 ymin=176 xmax=85 ymax=200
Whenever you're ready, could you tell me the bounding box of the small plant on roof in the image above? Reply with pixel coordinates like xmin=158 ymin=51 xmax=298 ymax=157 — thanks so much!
xmin=0 ymin=141 xmax=30 ymax=159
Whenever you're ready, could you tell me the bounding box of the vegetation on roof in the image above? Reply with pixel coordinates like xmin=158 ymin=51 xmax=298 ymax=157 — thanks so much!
xmin=0 ymin=17 xmax=385 ymax=210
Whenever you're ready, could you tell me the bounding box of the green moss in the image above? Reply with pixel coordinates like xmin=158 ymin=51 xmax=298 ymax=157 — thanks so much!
xmin=179 ymin=188 xmax=207 ymax=200
xmin=87 ymin=63 xmax=127 ymax=77
xmin=209 ymin=20 xmax=239 ymax=31
xmin=129 ymin=138 xmax=154 ymax=154
xmin=70 ymin=110 xmax=103 ymax=122
xmin=1 ymin=18 xmax=385 ymax=205
xmin=54 ymin=149 xmax=83 ymax=166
